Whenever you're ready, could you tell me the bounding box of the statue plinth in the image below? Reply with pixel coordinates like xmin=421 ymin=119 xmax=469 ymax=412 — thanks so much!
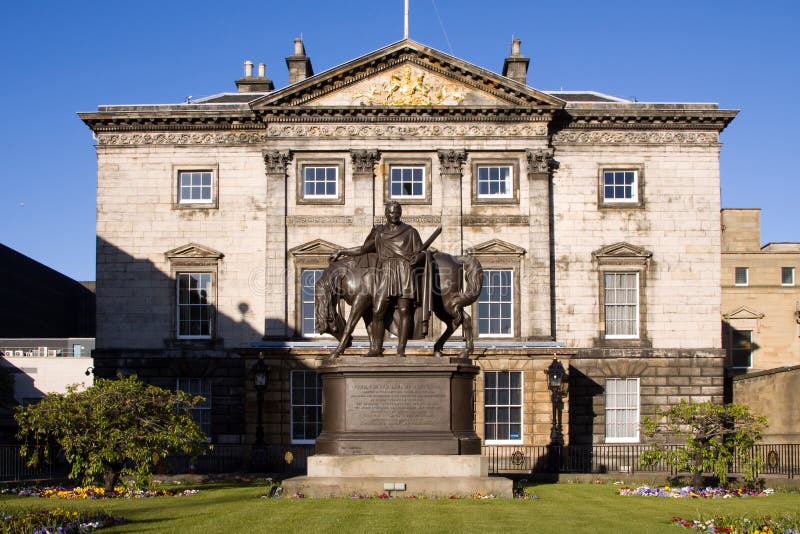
xmin=315 ymin=356 xmax=481 ymax=455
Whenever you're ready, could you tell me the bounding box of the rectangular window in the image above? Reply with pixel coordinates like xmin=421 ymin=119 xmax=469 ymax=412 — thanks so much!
xmin=177 ymin=273 xmax=213 ymax=339
xmin=476 ymin=165 xmax=513 ymax=198
xmin=735 ymin=267 xmax=749 ymax=286
xmin=301 ymin=269 xmax=324 ymax=336
xmin=303 ymin=166 xmax=338 ymax=198
xmin=477 ymin=269 xmax=513 ymax=337
xmin=389 ymin=166 xmax=425 ymax=199
xmin=176 ymin=378 xmax=212 ymax=438
xmin=484 ymin=371 xmax=523 ymax=444
xmin=731 ymin=329 xmax=753 ymax=368
xmin=291 ymin=370 xmax=323 ymax=444
xmin=604 ymin=272 xmax=639 ymax=338
xmin=605 ymin=378 xmax=639 ymax=443
xmin=178 ymin=170 xmax=213 ymax=204
xmin=602 ymin=170 xmax=638 ymax=203
xmin=782 ymin=267 xmax=795 ymax=286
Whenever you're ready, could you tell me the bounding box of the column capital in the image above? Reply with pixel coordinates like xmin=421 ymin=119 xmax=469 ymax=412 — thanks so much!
xmin=437 ymin=149 xmax=467 ymax=176
xmin=263 ymin=150 xmax=293 ymax=174
xmin=526 ymin=148 xmax=558 ymax=178
xmin=350 ymin=150 xmax=380 ymax=175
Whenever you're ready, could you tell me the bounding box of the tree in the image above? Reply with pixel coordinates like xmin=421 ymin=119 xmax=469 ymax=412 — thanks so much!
xmin=639 ymin=400 xmax=767 ymax=487
xmin=15 ymin=374 xmax=208 ymax=490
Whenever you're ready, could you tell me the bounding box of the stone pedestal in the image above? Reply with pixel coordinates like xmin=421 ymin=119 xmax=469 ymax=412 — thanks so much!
xmin=281 ymin=356 xmax=512 ymax=497
xmin=315 ymin=356 xmax=481 ymax=455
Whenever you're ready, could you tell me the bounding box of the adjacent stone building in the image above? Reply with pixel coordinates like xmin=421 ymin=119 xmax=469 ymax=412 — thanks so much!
xmin=79 ymin=37 xmax=736 ymax=463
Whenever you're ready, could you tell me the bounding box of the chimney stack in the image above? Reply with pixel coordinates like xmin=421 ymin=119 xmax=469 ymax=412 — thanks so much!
xmin=502 ymin=38 xmax=530 ymax=85
xmin=285 ymin=37 xmax=314 ymax=85
xmin=235 ymin=59 xmax=274 ymax=93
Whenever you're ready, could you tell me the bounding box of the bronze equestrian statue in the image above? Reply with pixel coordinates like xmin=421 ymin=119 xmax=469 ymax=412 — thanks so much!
xmin=316 ymin=201 xmax=483 ymax=358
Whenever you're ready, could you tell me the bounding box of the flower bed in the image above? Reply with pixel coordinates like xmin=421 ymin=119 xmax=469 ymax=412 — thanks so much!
xmin=0 ymin=509 xmax=124 ymax=534
xmin=2 ymin=485 xmax=199 ymax=499
xmin=671 ymin=514 xmax=800 ymax=533
xmin=618 ymin=485 xmax=774 ymax=498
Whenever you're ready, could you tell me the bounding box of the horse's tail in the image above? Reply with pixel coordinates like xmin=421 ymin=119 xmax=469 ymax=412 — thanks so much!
xmin=453 ymin=254 xmax=483 ymax=308
xmin=314 ymin=266 xmax=343 ymax=336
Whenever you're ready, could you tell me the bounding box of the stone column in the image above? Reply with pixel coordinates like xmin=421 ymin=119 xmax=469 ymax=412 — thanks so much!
xmin=437 ymin=150 xmax=467 ymax=254
xmin=263 ymin=150 xmax=292 ymax=338
xmin=526 ymin=148 xmax=557 ymax=339
xmin=350 ymin=150 xmax=380 ymax=229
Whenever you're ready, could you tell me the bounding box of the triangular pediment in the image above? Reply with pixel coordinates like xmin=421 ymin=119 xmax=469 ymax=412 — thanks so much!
xmin=251 ymin=40 xmax=564 ymax=110
xmin=723 ymin=306 xmax=764 ymax=320
xmin=165 ymin=243 xmax=224 ymax=260
xmin=289 ymin=239 xmax=342 ymax=257
xmin=592 ymin=242 xmax=652 ymax=262
xmin=466 ymin=239 xmax=526 ymax=256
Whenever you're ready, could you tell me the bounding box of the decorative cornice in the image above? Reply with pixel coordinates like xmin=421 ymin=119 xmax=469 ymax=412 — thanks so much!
xmin=286 ymin=216 xmax=354 ymax=226
xmin=268 ymin=122 xmax=547 ymax=139
xmin=373 ymin=215 xmax=441 ymax=225
xmin=562 ymin=108 xmax=736 ymax=132
xmin=525 ymin=148 xmax=556 ymax=175
xmin=97 ymin=132 xmax=271 ymax=146
xmin=263 ymin=150 xmax=292 ymax=174
xmin=437 ymin=149 xmax=467 ymax=175
xmin=350 ymin=150 xmax=380 ymax=174
xmin=463 ymin=215 xmax=529 ymax=226
xmin=80 ymin=111 xmax=260 ymax=133
xmin=259 ymin=106 xmax=551 ymax=122
xmin=553 ymin=130 xmax=718 ymax=145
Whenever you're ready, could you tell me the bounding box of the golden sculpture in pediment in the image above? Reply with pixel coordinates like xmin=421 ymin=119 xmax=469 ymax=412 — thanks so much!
xmin=352 ymin=66 xmax=465 ymax=106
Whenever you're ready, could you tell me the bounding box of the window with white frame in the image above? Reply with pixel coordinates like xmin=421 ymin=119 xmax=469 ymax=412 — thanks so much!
xmin=735 ymin=267 xmax=749 ymax=286
xmin=177 ymin=378 xmax=212 ymax=438
xmin=177 ymin=273 xmax=213 ymax=338
xmin=484 ymin=370 xmax=522 ymax=443
xmin=476 ymin=165 xmax=513 ymax=199
xmin=291 ymin=370 xmax=323 ymax=444
xmin=302 ymin=166 xmax=338 ymax=198
xmin=178 ymin=170 xmax=213 ymax=204
xmin=603 ymin=272 xmax=639 ymax=338
xmin=301 ymin=269 xmax=324 ymax=336
xmin=477 ymin=269 xmax=513 ymax=337
xmin=730 ymin=329 xmax=753 ymax=368
xmin=602 ymin=170 xmax=638 ymax=203
xmin=605 ymin=378 xmax=639 ymax=443
xmin=389 ymin=166 xmax=425 ymax=199
xmin=782 ymin=267 xmax=795 ymax=286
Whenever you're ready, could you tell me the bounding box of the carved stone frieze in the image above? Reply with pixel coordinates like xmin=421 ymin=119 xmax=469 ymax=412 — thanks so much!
xmin=463 ymin=215 xmax=530 ymax=226
xmin=264 ymin=151 xmax=292 ymax=174
xmin=96 ymin=132 xmax=270 ymax=146
xmin=373 ymin=215 xmax=441 ymax=225
xmin=437 ymin=150 xmax=467 ymax=175
xmin=350 ymin=150 xmax=380 ymax=174
xmin=266 ymin=123 xmax=547 ymax=139
xmin=526 ymin=148 xmax=556 ymax=176
xmin=552 ymin=130 xmax=718 ymax=145
xmin=286 ymin=216 xmax=354 ymax=226
xmin=351 ymin=66 xmax=465 ymax=106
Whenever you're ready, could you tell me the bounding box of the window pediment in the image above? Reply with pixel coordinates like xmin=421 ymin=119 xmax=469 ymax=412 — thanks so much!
xmin=723 ymin=306 xmax=764 ymax=321
xmin=165 ymin=243 xmax=224 ymax=264
xmin=466 ymin=239 xmax=526 ymax=257
xmin=289 ymin=239 xmax=342 ymax=258
xmin=592 ymin=242 xmax=652 ymax=266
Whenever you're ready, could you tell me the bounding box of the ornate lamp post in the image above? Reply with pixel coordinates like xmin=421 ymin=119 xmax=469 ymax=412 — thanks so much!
xmin=547 ymin=357 xmax=568 ymax=446
xmin=251 ymin=353 xmax=270 ymax=470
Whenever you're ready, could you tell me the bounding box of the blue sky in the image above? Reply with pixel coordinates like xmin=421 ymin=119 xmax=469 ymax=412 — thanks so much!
xmin=1 ymin=0 xmax=797 ymax=281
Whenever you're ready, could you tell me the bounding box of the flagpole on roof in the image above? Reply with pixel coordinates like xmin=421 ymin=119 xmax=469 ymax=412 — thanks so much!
xmin=404 ymin=0 xmax=409 ymax=39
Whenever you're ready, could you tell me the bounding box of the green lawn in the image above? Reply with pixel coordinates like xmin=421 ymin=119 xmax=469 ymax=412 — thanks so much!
xmin=2 ymin=482 xmax=799 ymax=533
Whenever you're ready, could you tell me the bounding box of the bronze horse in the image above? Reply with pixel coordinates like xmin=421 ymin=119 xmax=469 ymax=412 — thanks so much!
xmin=314 ymin=252 xmax=483 ymax=358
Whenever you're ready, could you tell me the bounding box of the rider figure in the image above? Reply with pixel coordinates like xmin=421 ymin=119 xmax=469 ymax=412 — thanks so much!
xmin=330 ymin=201 xmax=425 ymax=356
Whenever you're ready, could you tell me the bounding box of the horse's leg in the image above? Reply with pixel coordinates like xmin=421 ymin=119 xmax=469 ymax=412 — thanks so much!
xmin=329 ymin=294 xmax=370 ymax=358
xmin=460 ymin=310 xmax=474 ymax=358
xmin=432 ymin=302 xmax=455 ymax=358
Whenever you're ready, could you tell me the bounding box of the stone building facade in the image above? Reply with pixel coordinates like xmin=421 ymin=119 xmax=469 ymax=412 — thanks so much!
xmin=80 ymin=38 xmax=736 ymax=459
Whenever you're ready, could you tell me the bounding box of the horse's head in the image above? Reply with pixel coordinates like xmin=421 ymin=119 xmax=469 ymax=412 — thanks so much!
xmin=314 ymin=265 xmax=346 ymax=339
